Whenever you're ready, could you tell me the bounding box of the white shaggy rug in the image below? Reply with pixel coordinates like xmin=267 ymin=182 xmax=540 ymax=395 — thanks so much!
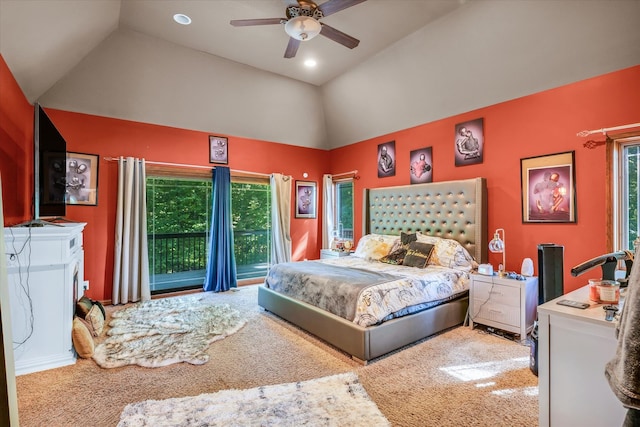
xmin=117 ymin=372 xmax=390 ymax=427
xmin=93 ymin=295 xmax=247 ymax=368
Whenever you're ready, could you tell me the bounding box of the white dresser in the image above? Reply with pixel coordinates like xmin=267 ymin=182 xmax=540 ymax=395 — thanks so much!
xmin=469 ymin=273 xmax=538 ymax=340
xmin=537 ymin=285 xmax=626 ymax=427
xmin=4 ymin=222 xmax=86 ymax=375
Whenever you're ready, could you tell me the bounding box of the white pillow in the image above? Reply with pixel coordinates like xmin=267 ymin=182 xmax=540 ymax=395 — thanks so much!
xmin=416 ymin=232 xmax=477 ymax=270
xmin=353 ymin=234 xmax=398 ymax=261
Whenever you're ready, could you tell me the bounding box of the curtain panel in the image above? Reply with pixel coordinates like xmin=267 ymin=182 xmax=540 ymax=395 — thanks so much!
xmin=203 ymin=166 xmax=237 ymax=292
xmin=270 ymin=173 xmax=292 ymax=265
xmin=112 ymin=157 xmax=151 ymax=304
xmin=322 ymin=174 xmax=335 ymax=249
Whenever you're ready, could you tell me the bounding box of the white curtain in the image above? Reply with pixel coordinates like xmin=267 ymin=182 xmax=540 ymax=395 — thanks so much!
xmin=270 ymin=173 xmax=292 ymax=265
xmin=322 ymin=174 xmax=335 ymax=249
xmin=112 ymin=157 xmax=150 ymax=304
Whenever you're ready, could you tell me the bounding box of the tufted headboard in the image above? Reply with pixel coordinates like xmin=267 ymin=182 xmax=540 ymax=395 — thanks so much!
xmin=362 ymin=177 xmax=488 ymax=263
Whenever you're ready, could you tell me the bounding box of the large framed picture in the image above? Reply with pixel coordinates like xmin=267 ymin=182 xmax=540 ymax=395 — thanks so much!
xmin=65 ymin=152 xmax=99 ymax=205
xmin=209 ymin=135 xmax=228 ymax=164
xmin=521 ymin=151 xmax=576 ymax=223
xmin=295 ymin=180 xmax=316 ymax=219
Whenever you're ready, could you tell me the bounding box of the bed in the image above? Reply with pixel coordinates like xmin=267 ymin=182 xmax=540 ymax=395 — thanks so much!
xmin=258 ymin=177 xmax=487 ymax=363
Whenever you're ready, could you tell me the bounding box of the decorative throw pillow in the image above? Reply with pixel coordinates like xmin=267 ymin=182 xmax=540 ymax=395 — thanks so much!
xmin=353 ymin=234 xmax=397 ymax=261
xmin=75 ymin=295 xmax=93 ymax=318
xmin=401 ymin=232 xmax=417 ymax=246
xmin=93 ymin=300 xmax=106 ymax=319
xmin=72 ymin=317 xmax=95 ymax=359
xmin=402 ymin=242 xmax=435 ymax=268
xmin=86 ymin=304 xmax=105 ymax=336
xmin=389 ymin=231 xmax=418 ymax=254
xmin=380 ymin=247 xmax=408 ymax=265
xmin=416 ymin=232 xmax=477 ymax=270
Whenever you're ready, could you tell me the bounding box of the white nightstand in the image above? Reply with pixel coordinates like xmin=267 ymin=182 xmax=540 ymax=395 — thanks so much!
xmin=320 ymin=249 xmax=351 ymax=259
xmin=468 ymin=273 xmax=538 ymax=340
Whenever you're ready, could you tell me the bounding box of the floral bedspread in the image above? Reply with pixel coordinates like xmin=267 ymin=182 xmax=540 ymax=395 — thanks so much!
xmin=267 ymin=257 xmax=470 ymax=327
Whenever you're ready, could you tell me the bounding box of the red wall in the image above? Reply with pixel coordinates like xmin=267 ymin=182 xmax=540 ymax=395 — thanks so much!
xmin=2 ymin=52 xmax=639 ymax=299
xmin=330 ymin=65 xmax=640 ymax=292
xmin=0 ymin=55 xmax=33 ymax=225
xmin=46 ymin=112 xmax=330 ymax=301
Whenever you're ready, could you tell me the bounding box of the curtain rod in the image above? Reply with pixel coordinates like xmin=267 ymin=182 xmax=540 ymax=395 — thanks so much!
xmin=576 ymin=122 xmax=640 ymax=137
xmin=332 ymin=169 xmax=359 ymax=179
xmin=103 ymin=157 xmax=271 ymax=178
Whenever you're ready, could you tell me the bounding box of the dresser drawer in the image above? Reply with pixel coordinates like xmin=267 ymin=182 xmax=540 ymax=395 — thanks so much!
xmin=472 ymin=299 xmax=520 ymax=329
xmin=472 ymin=281 xmax=520 ymax=307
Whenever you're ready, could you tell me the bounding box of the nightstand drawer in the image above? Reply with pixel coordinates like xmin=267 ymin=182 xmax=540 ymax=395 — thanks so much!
xmin=472 ymin=281 xmax=520 ymax=307
xmin=472 ymin=300 xmax=520 ymax=328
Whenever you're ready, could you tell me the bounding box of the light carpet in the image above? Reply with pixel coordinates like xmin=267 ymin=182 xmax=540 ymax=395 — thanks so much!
xmin=117 ymin=372 xmax=390 ymax=427
xmin=93 ymin=294 xmax=247 ymax=368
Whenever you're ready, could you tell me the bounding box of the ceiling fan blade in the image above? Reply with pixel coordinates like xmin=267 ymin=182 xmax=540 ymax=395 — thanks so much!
xmin=284 ymin=37 xmax=301 ymax=58
xmin=320 ymin=23 xmax=359 ymax=49
xmin=230 ymin=18 xmax=284 ymax=27
xmin=317 ymin=0 xmax=367 ymax=17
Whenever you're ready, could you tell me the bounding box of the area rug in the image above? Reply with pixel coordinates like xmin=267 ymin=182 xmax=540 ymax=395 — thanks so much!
xmin=93 ymin=295 xmax=247 ymax=368
xmin=117 ymin=372 xmax=390 ymax=427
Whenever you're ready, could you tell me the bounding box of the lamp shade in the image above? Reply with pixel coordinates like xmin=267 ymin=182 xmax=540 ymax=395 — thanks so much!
xmin=285 ymin=16 xmax=321 ymax=41
xmin=489 ymin=236 xmax=504 ymax=253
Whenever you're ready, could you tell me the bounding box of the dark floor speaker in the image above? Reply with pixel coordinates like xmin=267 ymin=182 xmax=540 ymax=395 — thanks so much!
xmin=537 ymin=243 xmax=564 ymax=304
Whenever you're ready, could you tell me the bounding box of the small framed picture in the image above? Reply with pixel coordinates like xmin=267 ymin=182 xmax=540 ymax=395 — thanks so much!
xmin=65 ymin=152 xmax=99 ymax=205
xmin=295 ymin=180 xmax=316 ymax=219
xmin=209 ymin=136 xmax=228 ymax=164
xmin=410 ymin=147 xmax=433 ymax=184
xmin=454 ymin=118 xmax=484 ymax=166
xmin=521 ymin=151 xmax=576 ymax=223
xmin=378 ymin=141 xmax=396 ymax=178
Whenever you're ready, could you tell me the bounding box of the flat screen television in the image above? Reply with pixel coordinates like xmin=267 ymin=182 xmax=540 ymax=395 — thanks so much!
xmin=34 ymin=103 xmax=66 ymax=220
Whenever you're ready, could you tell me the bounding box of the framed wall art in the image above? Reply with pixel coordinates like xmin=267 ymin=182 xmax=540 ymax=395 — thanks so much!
xmin=295 ymin=180 xmax=316 ymax=219
xmin=209 ymin=135 xmax=228 ymax=164
xmin=65 ymin=152 xmax=99 ymax=205
xmin=521 ymin=151 xmax=576 ymax=223
xmin=377 ymin=141 xmax=396 ymax=178
xmin=410 ymin=147 xmax=433 ymax=184
xmin=454 ymin=118 xmax=484 ymax=166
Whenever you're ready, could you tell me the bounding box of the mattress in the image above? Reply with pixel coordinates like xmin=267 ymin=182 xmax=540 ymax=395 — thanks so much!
xmin=264 ymin=256 xmax=471 ymax=327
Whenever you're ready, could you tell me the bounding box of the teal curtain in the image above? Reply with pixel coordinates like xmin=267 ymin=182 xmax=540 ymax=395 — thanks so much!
xmin=203 ymin=167 xmax=237 ymax=292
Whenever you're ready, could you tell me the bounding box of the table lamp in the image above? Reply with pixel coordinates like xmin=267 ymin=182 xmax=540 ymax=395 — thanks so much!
xmin=489 ymin=228 xmax=506 ymax=277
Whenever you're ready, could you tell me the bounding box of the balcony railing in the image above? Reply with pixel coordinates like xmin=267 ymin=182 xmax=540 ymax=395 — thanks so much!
xmin=149 ymin=229 xmax=270 ymax=292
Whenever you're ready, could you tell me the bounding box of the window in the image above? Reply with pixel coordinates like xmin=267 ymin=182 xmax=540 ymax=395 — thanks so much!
xmin=146 ymin=172 xmax=271 ymax=294
xmin=147 ymin=177 xmax=211 ymax=294
xmin=335 ymin=180 xmax=354 ymax=240
xmin=617 ymin=139 xmax=640 ymax=251
xmin=231 ymin=181 xmax=271 ymax=280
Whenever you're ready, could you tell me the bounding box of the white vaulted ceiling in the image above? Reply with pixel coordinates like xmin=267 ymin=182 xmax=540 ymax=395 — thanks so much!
xmin=1 ymin=0 xmax=639 ymax=149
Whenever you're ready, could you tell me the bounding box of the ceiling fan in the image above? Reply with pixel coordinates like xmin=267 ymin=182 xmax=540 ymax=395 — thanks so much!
xmin=230 ymin=0 xmax=367 ymax=59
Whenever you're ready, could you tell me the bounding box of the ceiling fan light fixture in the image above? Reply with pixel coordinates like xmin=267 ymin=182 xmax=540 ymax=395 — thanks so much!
xmin=285 ymin=16 xmax=321 ymax=41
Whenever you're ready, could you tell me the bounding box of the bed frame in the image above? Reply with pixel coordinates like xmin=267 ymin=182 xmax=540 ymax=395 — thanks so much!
xmin=258 ymin=177 xmax=488 ymax=363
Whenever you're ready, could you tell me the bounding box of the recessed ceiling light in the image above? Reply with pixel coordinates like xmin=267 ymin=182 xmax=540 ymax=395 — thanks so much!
xmin=173 ymin=14 xmax=192 ymax=25
xmin=304 ymin=59 xmax=317 ymax=67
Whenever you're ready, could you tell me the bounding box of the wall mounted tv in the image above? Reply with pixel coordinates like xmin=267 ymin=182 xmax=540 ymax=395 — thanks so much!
xmin=34 ymin=103 xmax=66 ymax=219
